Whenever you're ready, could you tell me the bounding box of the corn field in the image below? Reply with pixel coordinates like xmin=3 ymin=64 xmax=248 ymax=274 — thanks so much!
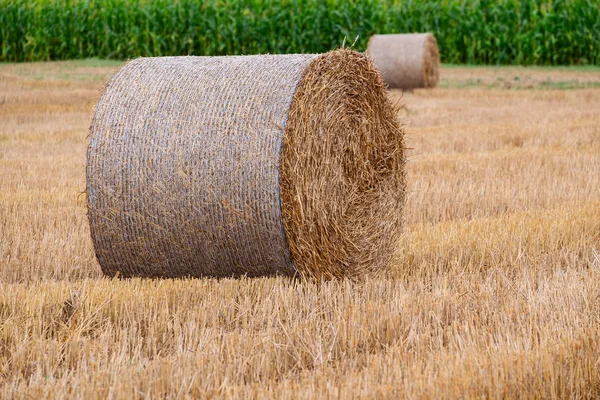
xmin=1 ymin=0 xmax=598 ymax=64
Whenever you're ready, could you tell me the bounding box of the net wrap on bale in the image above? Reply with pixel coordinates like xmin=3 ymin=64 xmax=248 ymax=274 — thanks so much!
xmin=367 ymin=33 xmax=440 ymax=89
xmin=87 ymin=49 xmax=406 ymax=280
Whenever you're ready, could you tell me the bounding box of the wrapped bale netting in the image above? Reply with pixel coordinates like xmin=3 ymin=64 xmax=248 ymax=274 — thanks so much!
xmin=367 ymin=33 xmax=440 ymax=89
xmin=87 ymin=49 xmax=406 ymax=280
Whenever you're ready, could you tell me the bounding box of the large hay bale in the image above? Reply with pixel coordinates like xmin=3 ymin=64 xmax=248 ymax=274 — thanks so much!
xmin=367 ymin=33 xmax=440 ymax=89
xmin=87 ymin=49 xmax=406 ymax=280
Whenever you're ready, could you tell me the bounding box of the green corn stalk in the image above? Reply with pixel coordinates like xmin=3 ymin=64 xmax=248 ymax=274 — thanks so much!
xmin=0 ymin=0 xmax=598 ymax=64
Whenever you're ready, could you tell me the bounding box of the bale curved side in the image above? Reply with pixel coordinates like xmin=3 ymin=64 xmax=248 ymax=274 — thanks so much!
xmin=87 ymin=54 xmax=316 ymax=278
xmin=367 ymin=33 xmax=440 ymax=89
xmin=87 ymin=49 xmax=406 ymax=279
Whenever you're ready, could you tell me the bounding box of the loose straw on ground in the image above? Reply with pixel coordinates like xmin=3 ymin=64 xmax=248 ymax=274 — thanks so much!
xmin=367 ymin=33 xmax=440 ymax=89
xmin=86 ymin=49 xmax=406 ymax=280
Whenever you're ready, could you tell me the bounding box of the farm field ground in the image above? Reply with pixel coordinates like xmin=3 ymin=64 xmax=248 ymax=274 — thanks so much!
xmin=0 ymin=60 xmax=599 ymax=398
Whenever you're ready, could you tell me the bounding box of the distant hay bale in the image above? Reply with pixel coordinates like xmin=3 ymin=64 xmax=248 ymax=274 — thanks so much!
xmin=367 ymin=33 xmax=440 ymax=89
xmin=86 ymin=49 xmax=406 ymax=280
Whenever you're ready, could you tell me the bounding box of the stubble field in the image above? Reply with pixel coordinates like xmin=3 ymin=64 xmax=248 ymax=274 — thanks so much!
xmin=0 ymin=61 xmax=599 ymax=398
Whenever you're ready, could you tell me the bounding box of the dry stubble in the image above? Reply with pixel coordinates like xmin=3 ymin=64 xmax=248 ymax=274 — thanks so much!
xmin=0 ymin=62 xmax=599 ymax=398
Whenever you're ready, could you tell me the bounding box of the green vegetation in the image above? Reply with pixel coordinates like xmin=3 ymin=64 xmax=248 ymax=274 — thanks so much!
xmin=1 ymin=0 xmax=598 ymax=64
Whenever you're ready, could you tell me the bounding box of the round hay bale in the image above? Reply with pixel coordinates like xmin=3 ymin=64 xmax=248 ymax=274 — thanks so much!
xmin=86 ymin=49 xmax=406 ymax=280
xmin=367 ymin=33 xmax=440 ymax=89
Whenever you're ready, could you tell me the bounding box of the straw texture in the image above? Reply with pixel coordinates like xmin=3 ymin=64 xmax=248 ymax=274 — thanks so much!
xmin=281 ymin=50 xmax=406 ymax=279
xmin=367 ymin=33 xmax=440 ymax=89
xmin=87 ymin=49 xmax=405 ymax=279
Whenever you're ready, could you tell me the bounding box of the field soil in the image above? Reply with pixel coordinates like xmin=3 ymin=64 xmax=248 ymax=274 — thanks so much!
xmin=1 ymin=61 xmax=599 ymax=398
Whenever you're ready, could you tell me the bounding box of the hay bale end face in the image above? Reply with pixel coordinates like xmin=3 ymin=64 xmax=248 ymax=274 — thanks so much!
xmin=86 ymin=49 xmax=406 ymax=280
xmin=367 ymin=33 xmax=440 ymax=89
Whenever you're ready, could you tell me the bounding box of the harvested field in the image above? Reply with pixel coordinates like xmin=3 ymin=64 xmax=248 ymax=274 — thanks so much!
xmin=0 ymin=61 xmax=599 ymax=398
